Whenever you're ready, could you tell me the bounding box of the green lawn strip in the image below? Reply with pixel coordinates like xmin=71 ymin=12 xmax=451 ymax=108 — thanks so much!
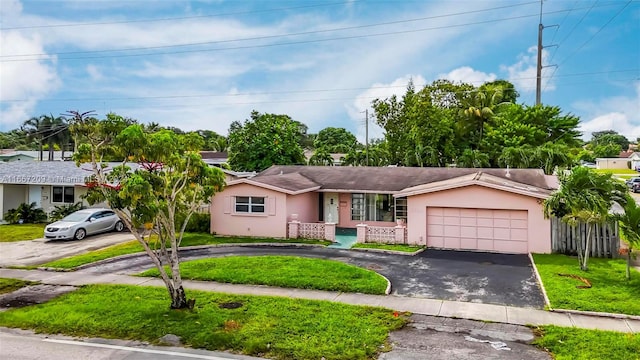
xmin=0 ymin=224 xmax=46 ymax=242
xmin=0 ymin=278 xmax=38 ymax=295
xmin=534 ymin=326 xmax=640 ymax=360
xmin=532 ymin=254 xmax=640 ymax=315
xmin=140 ymin=256 xmax=388 ymax=295
xmin=352 ymin=243 xmax=424 ymax=253
xmin=40 ymin=233 xmax=331 ymax=269
xmin=594 ymin=168 xmax=639 ymax=175
xmin=0 ymin=284 xmax=405 ymax=360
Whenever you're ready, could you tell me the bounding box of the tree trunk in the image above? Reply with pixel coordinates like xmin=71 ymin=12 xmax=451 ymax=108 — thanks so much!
xmin=169 ymin=285 xmax=189 ymax=309
xmin=582 ymin=224 xmax=592 ymax=271
xmin=38 ymin=140 xmax=43 ymax=161
xmin=627 ymin=250 xmax=632 ymax=280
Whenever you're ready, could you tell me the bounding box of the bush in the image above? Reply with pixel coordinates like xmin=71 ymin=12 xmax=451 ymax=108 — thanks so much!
xmin=49 ymin=202 xmax=86 ymax=221
xmin=176 ymin=212 xmax=210 ymax=233
xmin=4 ymin=202 xmax=48 ymax=224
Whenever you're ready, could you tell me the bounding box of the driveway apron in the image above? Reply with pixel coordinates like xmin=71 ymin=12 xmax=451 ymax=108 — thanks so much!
xmin=80 ymin=246 xmax=546 ymax=308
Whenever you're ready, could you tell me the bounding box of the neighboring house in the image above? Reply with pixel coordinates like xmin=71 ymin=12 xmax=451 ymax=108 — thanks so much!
xmin=596 ymin=157 xmax=630 ymax=170
xmin=0 ymin=161 xmax=118 ymax=221
xmin=0 ymin=153 xmax=35 ymax=162
xmin=0 ymin=150 xmax=74 ymax=162
xmin=200 ymin=151 xmax=228 ymax=167
xmin=303 ymin=150 xmax=346 ymax=166
xmin=628 ymin=152 xmax=640 ymax=170
xmin=210 ymin=166 xmax=557 ymax=254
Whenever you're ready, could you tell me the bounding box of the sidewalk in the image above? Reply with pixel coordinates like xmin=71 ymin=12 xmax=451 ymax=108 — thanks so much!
xmin=1 ymin=268 xmax=638 ymax=333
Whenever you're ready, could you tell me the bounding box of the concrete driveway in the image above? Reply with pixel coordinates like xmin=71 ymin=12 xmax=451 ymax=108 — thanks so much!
xmin=80 ymin=246 xmax=546 ymax=308
xmin=0 ymin=232 xmax=134 ymax=267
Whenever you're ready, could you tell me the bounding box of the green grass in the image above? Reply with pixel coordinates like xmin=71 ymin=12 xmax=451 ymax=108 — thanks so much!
xmin=352 ymin=243 xmax=424 ymax=253
xmin=533 ymin=254 xmax=640 ymax=315
xmin=594 ymin=168 xmax=639 ymax=175
xmin=40 ymin=233 xmax=331 ymax=269
xmin=0 ymin=284 xmax=405 ymax=360
xmin=0 ymin=278 xmax=37 ymax=295
xmin=140 ymin=256 xmax=388 ymax=295
xmin=0 ymin=224 xmax=46 ymax=242
xmin=534 ymin=326 xmax=640 ymax=360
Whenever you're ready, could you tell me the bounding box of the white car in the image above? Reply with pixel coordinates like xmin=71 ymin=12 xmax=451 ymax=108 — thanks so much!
xmin=44 ymin=208 xmax=125 ymax=240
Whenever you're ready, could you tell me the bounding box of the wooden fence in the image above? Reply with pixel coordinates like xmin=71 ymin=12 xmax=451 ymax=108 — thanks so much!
xmin=551 ymin=217 xmax=620 ymax=258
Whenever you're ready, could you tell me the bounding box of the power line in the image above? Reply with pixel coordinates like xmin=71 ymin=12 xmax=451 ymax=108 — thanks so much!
xmin=0 ymin=1 xmax=355 ymax=30
xmin=1 ymin=1 xmax=539 ymax=59
xmin=3 ymin=68 xmax=634 ymax=103
xmin=0 ymin=4 xmax=619 ymax=63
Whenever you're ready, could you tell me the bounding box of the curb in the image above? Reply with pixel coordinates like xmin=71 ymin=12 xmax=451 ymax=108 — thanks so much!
xmin=551 ymin=308 xmax=640 ymax=321
xmin=528 ymin=253 xmax=552 ymax=310
xmin=349 ymin=247 xmax=426 ymax=256
xmin=64 ymin=242 xmax=329 ymax=271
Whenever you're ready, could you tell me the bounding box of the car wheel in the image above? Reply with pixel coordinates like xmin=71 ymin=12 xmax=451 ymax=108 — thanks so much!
xmin=114 ymin=221 xmax=124 ymax=232
xmin=74 ymin=228 xmax=86 ymax=240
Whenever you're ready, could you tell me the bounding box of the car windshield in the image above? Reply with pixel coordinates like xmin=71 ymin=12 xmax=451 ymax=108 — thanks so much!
xmin=61 ymin=212 xmax=91 ymax=222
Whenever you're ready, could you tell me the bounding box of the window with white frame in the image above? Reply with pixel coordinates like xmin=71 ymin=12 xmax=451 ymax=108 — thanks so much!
xmin=394 ymin=197 xmax=407 ymax=222
xmin=235 ymin=196 xmax=265 ymax=213
xmin=351 ymin=193 xmax=395 ymax=222
xmin=52 ymin=186 xmax=74 ymax=203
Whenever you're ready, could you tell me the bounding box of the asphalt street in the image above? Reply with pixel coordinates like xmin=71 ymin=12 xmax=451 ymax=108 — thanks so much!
xmin=80 ymin=245 xmax=546 ymax=308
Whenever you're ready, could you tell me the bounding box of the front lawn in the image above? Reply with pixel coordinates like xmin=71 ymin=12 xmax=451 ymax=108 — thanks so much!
xmin=352 ymin=243 xmax=424 ymax=253
xmin=0 ymin=278 xmax=37 ymax=295
xmin=140 ymin=255 xmax=388 ymax=294
xmin=594 ymin=168 xmax=639 ymax=175
xmin=0 ymin=284 xmax=405 ymax=360
xmin=534 ymin=326 xmax=640 ymax=360
xmin=0 ymin=224 xmax=46 ymax=242
xmin=40 ymin=233 xmax=331 ymax=269
xmin=532 ymin=254 xmax=640 ymax=315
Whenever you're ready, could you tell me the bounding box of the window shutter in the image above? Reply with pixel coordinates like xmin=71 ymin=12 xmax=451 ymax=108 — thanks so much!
xmin=224 ymin=196 xmax=231 ymax=214
xmin=268 ymin=197 xmax=276 ymax=216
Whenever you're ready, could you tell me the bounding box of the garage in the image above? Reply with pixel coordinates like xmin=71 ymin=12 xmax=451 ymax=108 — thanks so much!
xmin=426 ymin=207 xmax=529 ymax=254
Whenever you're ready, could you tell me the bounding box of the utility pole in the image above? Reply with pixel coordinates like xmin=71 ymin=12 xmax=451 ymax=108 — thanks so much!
xmin=365 ymin=109 xmax=369 ymax=167
xmin=536 ymin=0 xmax=543 ymax=106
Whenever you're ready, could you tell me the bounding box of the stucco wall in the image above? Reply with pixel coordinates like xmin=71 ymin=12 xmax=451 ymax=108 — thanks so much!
xmin=596 ymin=158 xmax=629 ymax=169
xmin=2 ymin=184 xmax=27 ymax=220
xmin=405 ymin=185 xmax=551 ymax=253
xmin=286 ymin=192 xmax=318 ymax=223
xmin=210 ymin=183 xmax=288 ymax=238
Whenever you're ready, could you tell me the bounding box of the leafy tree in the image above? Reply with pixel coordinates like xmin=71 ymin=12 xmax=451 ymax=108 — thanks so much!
xmin=71 ymin=112 xmax=225 ymax=309
xmin=613 ymin=193 xmax=640 ymax=280
xmin=21 ymin=115 xmax=46 ymax=160
xmin=499 ymin=143 xmax=573 ymax=175
xmin=228 ymin=111 xmax=306 ymax=172
xmin=543 ymin=167 xmax=627 ymax=271
xmin=460 ymin=86 xmax=506 ymax=149
xmin=592 ymin=143 xmax=622 ymax=158
xmin=479 ymin=80 xmax=519 ymax=103
xmin=313 ymin=127 xmax=358 ymax=153
xmin=591 ymin=130 xmax=629 ymax=151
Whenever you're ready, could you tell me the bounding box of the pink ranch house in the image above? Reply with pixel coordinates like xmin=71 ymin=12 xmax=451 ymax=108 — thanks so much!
xmin=210 ymin=166 xmax=557 ymax=254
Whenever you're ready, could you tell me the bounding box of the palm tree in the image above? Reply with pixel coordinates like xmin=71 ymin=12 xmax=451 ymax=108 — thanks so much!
xmin=308 ymin=148 xmax=334 ymax=166
xmin=21 ymin=115 xmax=45 ymax=160
xmin=41 ymin=114 xmax=67 ymax=161
xmin=613 ymin=194 xmax=640 ymax=280
xmin=460 ymin=86 xmax=506 ymax=150
xmin=543 ymin=167 xmax=627 ymax=270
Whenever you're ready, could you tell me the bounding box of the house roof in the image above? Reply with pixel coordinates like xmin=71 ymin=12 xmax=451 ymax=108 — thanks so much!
xmin=199 ymin=151 xmax=228 ymax=159
xmin=0 ymin=161 xmax=137 ymax=186
xmin=242 ymin=165 xmax=556 ymax=196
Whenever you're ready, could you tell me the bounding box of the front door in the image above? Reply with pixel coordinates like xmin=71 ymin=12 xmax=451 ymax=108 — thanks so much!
xmin=323 ymin=193 xmax=339 ymax=223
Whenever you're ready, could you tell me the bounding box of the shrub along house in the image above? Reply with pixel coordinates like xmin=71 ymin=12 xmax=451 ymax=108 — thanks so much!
xmin=210 ymin=166 xmax=558 ymax=254
xmin=0 ymin=161 xmax=102 ymax=221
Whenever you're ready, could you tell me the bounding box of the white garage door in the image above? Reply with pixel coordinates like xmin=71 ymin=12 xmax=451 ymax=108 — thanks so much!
xmin=426 ymin=207 xmax=528 ymax=254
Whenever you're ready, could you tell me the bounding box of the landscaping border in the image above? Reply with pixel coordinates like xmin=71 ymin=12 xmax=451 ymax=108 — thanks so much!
xmin=349 ymin=247 xmax=426 ymax=256
xmin=528 ymin=253 xmax=640 ymax=321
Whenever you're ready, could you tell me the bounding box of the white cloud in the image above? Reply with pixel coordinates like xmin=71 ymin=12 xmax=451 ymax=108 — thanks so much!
xmin=501 ymin=46 xmax=555 ymax=93
xmin=86 ymin=64 xmax=104 ymax=81
xmin=0 ymin=30 xmax=60 ymax=128
xmin=574 ymin=82 xmax=640 ymax=140
xmin=347 ymin=75 xmax=427 ymax=142
xmin=437 ymin=66 xmax=496 ymax=85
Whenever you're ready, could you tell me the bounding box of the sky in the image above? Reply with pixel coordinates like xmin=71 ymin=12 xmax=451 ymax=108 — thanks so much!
xmin=1 ymin=0 xmax=638 ymax=143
